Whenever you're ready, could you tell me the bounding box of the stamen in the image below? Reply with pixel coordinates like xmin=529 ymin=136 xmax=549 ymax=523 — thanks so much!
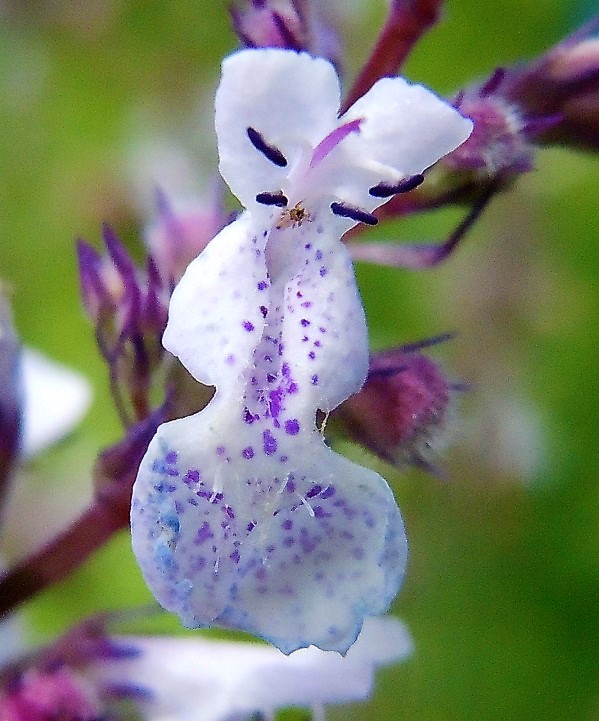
xmin=369 ymin=174 xmax=424 ymax=198
xmin=256 ymin=191 xmax=289 ymax=207
xmin=330 ymin=202 xmax=378 ymax=226
xmin=310 ymin=118 xmax=362 ymax=168
xmin=246 ymin=127 xmax=288 ymax=167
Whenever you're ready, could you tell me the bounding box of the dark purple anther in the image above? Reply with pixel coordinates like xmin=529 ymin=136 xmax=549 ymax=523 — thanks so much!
xmin=369 ymin=173 xmax=425 ymax=197
xmin=330 ymin=202 xmax=378 ymax=225
xmin=256 ymin=191 xmax=289 ymax=206
xmin=247 ymin=127 xmax=288 ymax=167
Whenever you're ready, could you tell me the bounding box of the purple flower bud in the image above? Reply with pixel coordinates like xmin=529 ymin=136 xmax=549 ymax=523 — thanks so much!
xmin=77 ymin=226 xmax=170 ymax=423
xmin=499 ymin=18 xmax=599 ymax=152
xmin=447 ymin=85 xmax=535 ymax=176
xmin=230 ymin=0 xmax=340 ymax=63
xmin=0 ymin=666 xmax=101 ymax=721
xmin=335 ymin=340 xmax=459 ymax=474
xmin=446 ymin=17 xmax=599 ymax=177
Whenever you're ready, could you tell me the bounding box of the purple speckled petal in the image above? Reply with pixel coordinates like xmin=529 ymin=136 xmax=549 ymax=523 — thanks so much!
xmin=162 ymin=213 xmax=268 ymax=388
xmin=131 ymin=408 xmax=406 ymax=654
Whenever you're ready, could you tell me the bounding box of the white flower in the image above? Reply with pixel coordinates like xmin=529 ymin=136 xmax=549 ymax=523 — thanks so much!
xmin=131 ymin=49 xmax=472 ymax=654
xmin=93 ymin=616 xmax=412 ymax=721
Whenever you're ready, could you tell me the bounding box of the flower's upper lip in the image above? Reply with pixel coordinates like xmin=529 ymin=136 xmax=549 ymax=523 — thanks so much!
xmin=215 ymin=48 xmax=472 ymax=232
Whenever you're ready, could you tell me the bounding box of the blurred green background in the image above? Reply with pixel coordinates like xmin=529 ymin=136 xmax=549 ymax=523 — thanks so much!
xmin=0 ymin=1 xmax=597 ymax=720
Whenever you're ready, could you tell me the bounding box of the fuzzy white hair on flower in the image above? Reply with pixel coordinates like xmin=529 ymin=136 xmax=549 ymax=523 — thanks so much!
xmin=131 ymin=48 xmax=472 ymax=654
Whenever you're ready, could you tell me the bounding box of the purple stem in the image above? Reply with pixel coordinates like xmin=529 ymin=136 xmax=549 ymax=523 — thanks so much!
xmin=0 ymin=409 xmax=164 ymax=619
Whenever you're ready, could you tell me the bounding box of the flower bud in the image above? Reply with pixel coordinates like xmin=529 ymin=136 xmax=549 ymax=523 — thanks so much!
xmin=0 ymin=666 xmax=101 ymax=721
xmin=335 ymin=340 xmax=459 ymax=474
xmin=144 ymin=189 xmax=228 ymax=284
xmin=230 ymin=0 xmax=340 ymax=64
xmin=77 ymin=225 xmax=169 ymax=422
xmin=447 ymin=75 xmax=535 ymax=177
xmin=500 ymin=19 xmax=599 ymax=152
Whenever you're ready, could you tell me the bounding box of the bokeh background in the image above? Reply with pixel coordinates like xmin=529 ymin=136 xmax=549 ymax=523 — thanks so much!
xmin=0 ymin=1 xmax=597 ymax=720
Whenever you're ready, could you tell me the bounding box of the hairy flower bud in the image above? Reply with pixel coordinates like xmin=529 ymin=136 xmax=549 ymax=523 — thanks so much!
xmin=230 ymin=0 xmax=340 ymax=64
xmin=448 ymin=76 xmax=535 ymax=177
xmin=77 ymin=225 xmax=169 ymax=422
xmin=500 ymin=18 xmax=599 ymax=152
xmin=335 ymin=340 xmax=459 ymax=474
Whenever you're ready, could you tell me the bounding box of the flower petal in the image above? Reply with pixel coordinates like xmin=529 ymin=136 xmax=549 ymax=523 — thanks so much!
xmin=216 ymin=49 xmax=340 ymax=210
xmin=162 ymin=213 xmax=268 ymax=388
xmin=95 ymin=616 xmax=411 ymax=721
xmin=21 ymin=350 xmax=91 ymax=457
xmin=336 ymin=77 xmax=473 ymax=211
xmin=131 ymin=417 xmax=407 ymax=654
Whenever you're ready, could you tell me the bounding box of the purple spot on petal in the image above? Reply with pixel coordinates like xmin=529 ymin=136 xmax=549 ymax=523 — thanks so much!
xmin=230 ymin=550 xmax=240 ymax=563
xmin=306 ymin=485 xmax=322 ymax=498
xmin=319 ymin=266 xmax=328 ymax=277
xmin=263 ymin=429 xmax=277 ymax=455
xmin=242 ymin=446 xmax=255 ymax=459
xmin=300 ymin=319 xmax=310 ymax=327
xmin=260 ymin=306 xmax=268 ymax=318
xmin=321 ymin=485 xmax=336 ymax=499
xmin=184 ymin=469 xmax=200 ymax=485
xmin=284 ymin=418 xmax=300 ymax=435
xmin=194 ymin=522 xmax=213 ymax=545
xmin=257 ymin=280 xmax=268 ymax=290
xmin=165 ymin=451 xmax=177 ymax=464
xmin=282 ymin=519 xmax=293 ymax=530
xmin=247 ymin=522 xmax=256 ymax=532
xmin=243 ymin=321 xmax=255 ymax=332
xmin=225 ymin=354 xmax=236 ymax=365
xmin=315 ymin=249 xmax=323 ymax=260
xmin=311 ymin=374 xmax=319 ymax=385
xmin=301 ymin=301 xmax=313 ymax=308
